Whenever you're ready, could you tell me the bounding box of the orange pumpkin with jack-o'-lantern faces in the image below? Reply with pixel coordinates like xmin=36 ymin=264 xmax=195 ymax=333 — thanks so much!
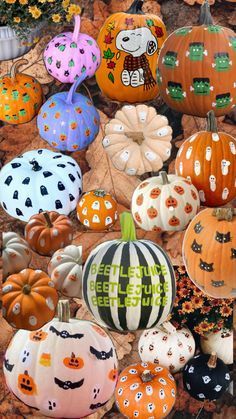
xmin=18 ymin=370 xmax=37 ymax=395
xmin=63 ymin=352 xmax=84 ymax=370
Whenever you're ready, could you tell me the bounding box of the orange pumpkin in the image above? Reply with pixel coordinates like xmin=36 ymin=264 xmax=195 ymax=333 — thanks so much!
xmin=25 ymin=211 xmax=73 ymax=256
xmin=63 ymin=352 xmax=84 ymax=369
xmin=157 ymin=2 xmax=236 ymax=117
xmin=108 ymin=365 xmax=119 ymax=382
xmin=2 ymin=268 xmax=58 ymax=330
xmin=18 ymin=370 xmax=37 ymax=396
xmin=96 ymin=0 xmax=166 ymax=103
xmin=29 ymin=330 xmax=48 ymax=342
xmin=77 ymin=189 xmax=118 ymax=231
xmin=115 ymin=362 xmax=176 ymax=419
xmin=175 ymin=111 xmax=236 ymax=206
xmin=0 ymin=59 xmax=43 ymax=125
xmin=183 ymin=207 xmax=236 ymax=299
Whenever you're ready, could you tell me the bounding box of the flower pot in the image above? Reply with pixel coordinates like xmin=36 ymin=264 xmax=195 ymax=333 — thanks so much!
xmin=0 ymin=25 xmax=41 ymax=61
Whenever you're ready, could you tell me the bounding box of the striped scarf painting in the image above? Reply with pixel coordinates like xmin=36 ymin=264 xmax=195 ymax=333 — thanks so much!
xmin=82 ymin=218 xmax=176 ymax=331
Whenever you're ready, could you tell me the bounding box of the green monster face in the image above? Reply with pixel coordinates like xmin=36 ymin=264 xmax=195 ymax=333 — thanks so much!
xmin=213 ymin=53 xmax=232 ymax=71
xmin=156 ymin=68 xmax=162 ymax=85
xmin=47 ymin=56 xmax=53 ymax=65
xmin=2 ymin=88 xmax=8 ymax=95
xmin=187 ymin=42 xmax=207 ymax=61
xmin=167 ymin=82 xmax=186 ymax=101
xmin=207 ymin=25 xmax=222 ymax=34
xmin=70 ymin=42 xmax=77 ymax=48
xmin=24 ymin=82 xmax=32 ymax=88
xmin=22 ymin=93 xmax=30 ymax=103
xmin=213 ymin=93 xmax=232 ymax=109
xmin=19 ymin=109 xmax=26 ymax=116
xmin=5 ymin=115 xmax=11 ymax=121
xmin=191 ymin=78 xmax=213 ymax=95
xmin=229 ymin=36 xmax=236 ymax=51
xmin=162 ymin=51 xmax=179 ymax=68
xmin=12 ymin=114 xmax=19 ymax=121
xmin=12 ymin=90 xmax=19 ymax=100
xmin=58 ymin=44 xmax=66 ymax=52
xmin=175 ymin=27 xmax=192 ymax=36
xmin=69 ymin=59 xmax=75 ymax=67
xmin=4 ymin=104 xmax=10 ymax=111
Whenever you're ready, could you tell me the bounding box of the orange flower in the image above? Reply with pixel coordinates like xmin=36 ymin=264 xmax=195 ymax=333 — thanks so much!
xmin=182 ymin=301 xmax=194 ymax=314
xmin=220 ymin=306 xmax=233 ymax=317
xmin=200 ymin=306 xmax=211 ymax=314
xmin=191 ymin=296 xmax=204 ymax=309
xmin=209 ymin=298 xmax=221 ymax=306
xmin=178 ymin=288 xmax=190 ymax=298
xmin=198 ymin=321 xmax=211 ymax=332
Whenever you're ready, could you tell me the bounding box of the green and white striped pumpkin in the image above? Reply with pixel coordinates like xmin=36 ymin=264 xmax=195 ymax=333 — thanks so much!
xmin=82 ymin=212 xmax=176 ymax=331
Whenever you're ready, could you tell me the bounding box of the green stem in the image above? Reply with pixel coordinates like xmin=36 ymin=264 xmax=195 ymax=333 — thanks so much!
xmin=206 ymin=110 xmax=218 ymax=133
xmin=120 ymin=212 xmax=137 ymax=242
xmin=126 ymin=0 xmax=144 ymax=15
xmin=57 ymin=300 xmax=70 ymax=323
xmin=10 ymin=59 xmax=28 ymax=80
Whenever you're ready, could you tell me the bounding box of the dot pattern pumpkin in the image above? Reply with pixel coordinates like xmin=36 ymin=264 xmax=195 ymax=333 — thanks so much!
xmin=131 ymin=173 xmax=200 ymax=232
xmin=77 ymin=190 xmax=118 ymax=231
xmin=115 ymin=362 xmax=176 ymax=419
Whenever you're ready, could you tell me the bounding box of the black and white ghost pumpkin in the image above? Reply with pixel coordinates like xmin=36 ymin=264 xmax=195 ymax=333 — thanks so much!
xmin=0 ymin=149 xmax=82 ymax=222
xmin=183 ymin=352 xmax=231 ymax=401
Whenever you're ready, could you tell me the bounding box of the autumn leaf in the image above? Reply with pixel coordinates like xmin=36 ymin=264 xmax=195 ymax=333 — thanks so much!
xmin=108 ymin=71 xmax=115 ymax=83
xmin=146 ymin=18 xmax=154 ymax=27
xmin=104 ymin=32 xmax=114 ymax=44
xmin=107 ymin=61 xmax=116 ymax=70
xmin=103 ymin=48 xmax=115 ymax=60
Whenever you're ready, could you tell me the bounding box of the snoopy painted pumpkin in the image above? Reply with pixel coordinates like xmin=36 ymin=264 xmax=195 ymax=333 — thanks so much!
xmin=96 ymin=0 xmax=166 ymax=103
xmin=3 ymin=300 xmax=118 ymax=418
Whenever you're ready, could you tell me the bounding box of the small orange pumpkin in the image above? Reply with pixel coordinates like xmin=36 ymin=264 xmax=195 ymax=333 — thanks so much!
xmin=108 ymin=365 xmax=119 ymax=382
xmin=18 ymin=370 xmax=37 ymax=395
xmin=63 ymin=352 xmax=84 ymax=369
xmin=25 ymin=211 xmax=73 ymax=256
xmin=2 ymin=268 xmax=58 ymax=330
xmin=77 ymin=189 xmax=118 ymax=231
xmin=115 ymin=362 xmax=176 ymax=419
xmin=183 ymin=207 xmax=236 ymax=298
xmin=0 ymin=59 xmax=43 ymax=125
xmin=29 ymin=330 xmax=48 ymax=342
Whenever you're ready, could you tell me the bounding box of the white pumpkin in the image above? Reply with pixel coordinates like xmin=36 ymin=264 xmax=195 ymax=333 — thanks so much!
xmin=200 ymin=329 xmax=233 ymax=365
xmin=131 ymin=172 xmax=200 ymax=232
xmin=103 ymin=104 xmax=172 ymax=176
xmin=0 ymin=149 xmax=82 ymax=222
xmin=138 ymin=322 xmax=196 ymax=373
xmin=48 ymin=245 xmax=82 ymax=298
xmin=3 ymin=232 xmax=32 ymax=279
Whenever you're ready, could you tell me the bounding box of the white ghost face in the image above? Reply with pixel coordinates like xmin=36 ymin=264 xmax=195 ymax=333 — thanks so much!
xmin=221 ymin=159 xmax=230 ymax=175
xmin=105 ymin=216 xmax=113 ymax=226
xmin=214 ymin=385 xmax=222 ymax=392
xmin=12 ymin=302 xmax=21 ymax=315
xmin=188 ymin=366 xmax=194 ymax=373
xmin=199 ymin=190 xmax=206 ymax=202
xmin=147 ymin=403 xmax=155 ymax=413
xmin=104 ymin=200 xmax=113 ymax=209
xmin=212 ymin=133 xmax=219 ymax=142
xmin=145 ymin=151 xmax=157 ymax=161
xmin=159 ymin=378 xmax=167 ymax=385
xmin=205 ymin=146 xmax=212 ymax=161
xmin=159 ymin=389 xmax=165 ymax=399
xmin=194 ymin=160 xmax=201 ymax=176
xmin=92 ymin=214 xmax=100 ymax=223
xmin=130 ymin=383 xmax=139 ymax=391
xmin=91 ymin=201 xmax=100 ymax=210
xmin=79 ymin=198 xmax=85 ymax=207
xmin=202 ymin=376 xmax=211 ymax=384
xmin=222 ymin=187 xmax=229 ymax=200
xmin=123 ymin=399 xmax=129 ymax=407
xmin=139 ymin=111 xmax=147 ymax=122
xmin=120 ymin=150 xmax=130 ymax=161
xmin=198 ymin=393 xmax=206 ymax=399
xmin=82 ymin=207 xmax=88 ymax=215
xmin=209 ymin=175 xmax=216 ymax=191
xmin=186 ymin=146 xmax=193 ymax=159
xmin=117 ymin=388 xmax=123 ymax=396
xmin=135 ymin=391 xmax=143 ymax=401
xmin=146 ymin=385 xmax=153 ymax=396
xmin=83 ymin=219 xmax=90 ymax=227
xmin=102 ymin=137 xmax=110 ymax=147
xmin=229 ymin=141 xmax=236 ymax=155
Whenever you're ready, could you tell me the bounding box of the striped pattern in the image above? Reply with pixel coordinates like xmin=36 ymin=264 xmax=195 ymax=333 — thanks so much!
xmin=82 ymin=240 xmax=176 ymax=331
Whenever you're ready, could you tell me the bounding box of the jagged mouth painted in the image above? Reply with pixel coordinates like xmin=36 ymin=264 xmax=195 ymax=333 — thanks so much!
xmin=20 ymin=384 xmax=33 ymax=391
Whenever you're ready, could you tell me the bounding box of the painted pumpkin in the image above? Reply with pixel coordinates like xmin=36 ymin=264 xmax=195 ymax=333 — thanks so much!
xmin=3 ymin=232 xmax=32 ymax=279
xmin=96 ymin=0 xmax=167 ymax=103
xmin=200 ymin=329 xmax=233 ymax=365
xmin=0 ymin=148 xmax=82 ymax=222
xmin=131 ymin=172 xmax=200 ymax=232
xmin=138 ymin=322 xmax=195 ymax=373
xmin=157 ymin=1 xmax=236 ymax=117
xmin=82 ymin=212 xmax=176 ymax=331
xmin=183 ymin=352 xmax=231 ymax=401
xmin=43 ymin=15 xmax=101 ymax=83
xmin=115 ymin=362 xmax=176 ymax=419
xmin=48 ymin=245 xmax=82 ymax=298
xmin=37 ymin=74 xmax=100 ymax=152
xmin=77 ymin=189 xmax=118 ymax=230
xmin=3 ymin=300 xmax=118 ymax=418
xmin=183 ymin=207 xmax=236 ymax=298
xmin=25 ymin=211 xmax=73 ymax=257
xmin=175 ymin=111 xmax=236 ymax=206
xmin=103 ymin=105 xmax=172 ymax=176
xmin=0 ymin=59 xmax=43 ymax=125
xmin=2 ymin=268 xmax=58 ymax=330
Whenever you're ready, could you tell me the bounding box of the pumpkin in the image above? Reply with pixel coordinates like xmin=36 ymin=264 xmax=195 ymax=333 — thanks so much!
xmin=183 ymin=352 xmax=231 ymax=401
xmin=131 ymin=172 xmax=200 ymax=232
xmin=96 ymin=0 xmax=167 ymax=103
xmin=2 ymin=268 xmax=58 ymax=330
xmin=175 ymin=111 xmax=236 ymax=206
xmin=43 ymin=15 xmax=101 ymax=83
xmin=82 ymin=212 xmax=176 ymax=331
xmin=77 ymin=189 xmax=118 ymax=230
xmin=103 ymin=105 xmax=172 ymax=176
xmin=200 ymin=329 xmax=233 ymax=365
xmin=115 ymin=362 xmax=176 ymax=419
xmin=25 ymin=211 xmax=73 ymax=257
xmin=48 ymin=245 xmax=82 ymax=298
xmin=0 ymin=59 xmax=43 ymax=125
xmin=3 ymin=300 xmax=118 ymax=418
xmin=2 ymin=232 xmax=32 ymax=279
xmin=157 ymin=1 xmax=236 ymax=117
xmin=0 ymin=148 xmax=82 ymax=222
xmin=138 ymin=321 xmax=195 ymax=373
xmin=37 ymin=74 xmax=100 ymax=152
xmin=183 ymin=207 xmax=236 ymax=299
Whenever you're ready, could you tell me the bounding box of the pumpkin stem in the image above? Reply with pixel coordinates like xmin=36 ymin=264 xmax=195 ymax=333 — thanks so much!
xmin=10 ymin=59 xmax=29 ymax=80
xmin=125 ymin=131 xmax=145 ymax=145
xmin=212 ymin=208 xmax=236 ymax=222
xmin=57 ymin=300 xmax=70 ymax=323
xmin=126 ymin=0 xmax=144 ymax=15
xmin=120 ymin=212 xmax=137 ymax=242
xmin=141 ymin=370 xmax=155 ymax=382
xmin=93 ymin=189 xmax=106 ymax=198
xmin=160 ymin=171 xmax=169 ymax=185
xmin=199 ymin=0 xmax=214 ymax=25
xmin=42 ymin=212 xmax=53 ymax=228
xmin=207 ymin=352 xmax=217 ymax=369
xmin=162 ymin=321 xmax=177 ymax=334
xmin=206 ymin=111 xmax=218 ymax=133
xmin=29 ymin=159 xmax=42 ymax=172
xmin=72 ymin=14 xmax=81 ymax=42
xmin=66 ymin=73 xmax=88 ymax=104
xmin=22 ymin=284 xmax=31 ymax=295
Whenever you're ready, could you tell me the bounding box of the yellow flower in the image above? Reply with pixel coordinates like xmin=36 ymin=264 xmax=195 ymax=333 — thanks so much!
xmin=66 ymin=13 xmax=72 ymax=22
xmin=5 ymin=0 xmax=16 ymax=3
xmin=52 ymin=14 xmax=61 ymax=23
xmin=198 ymin=321 xmax=211 ymax=333
xmin=28 ymin=6 xmax=42 ymax=19
xmin=19 ymin=0 xmax=28 ymax=4
xmin=13 ymin=17 xmax=21 ymax=23
xmin=182 ymin=301 xmax=194 ymax=314
xmin=38 ymin=0 xmax=46 ymax=3
xmin=191 ymin=296 xmax=204 ymax=309
xmin=48 ymin=0 xmax=55 ymax=2
xmin=62 ymin=0 xmax=70 ymax=9
xmin=67 ymin=4 xmax=81 ymax=16
xmin=220 ymin=306 xmax=232 ymax=317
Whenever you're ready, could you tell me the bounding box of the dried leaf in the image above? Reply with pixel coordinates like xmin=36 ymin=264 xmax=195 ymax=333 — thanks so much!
xmin=162 ymin=230 xmax=185 ymax=265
